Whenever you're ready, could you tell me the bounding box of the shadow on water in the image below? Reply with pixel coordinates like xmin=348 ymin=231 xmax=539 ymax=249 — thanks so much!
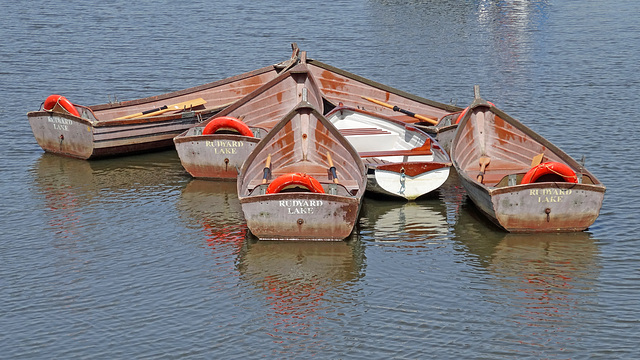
xmin=30 ymin=150 xmax=187 ymax=193
xmin=485 ymin=230 xmax=601 ymax=357
xmin=177 ymin=176 xmax=368 ymax=355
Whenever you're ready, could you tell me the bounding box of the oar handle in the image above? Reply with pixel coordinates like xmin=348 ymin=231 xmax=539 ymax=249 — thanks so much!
xmin=262 ymin=154 xmax=272 ymax=184
xmin=327 ymin=152 xmax=339 ymax=183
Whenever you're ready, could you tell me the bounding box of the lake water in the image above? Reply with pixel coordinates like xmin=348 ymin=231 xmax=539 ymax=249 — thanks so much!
xmin=2 ymin=0 xmax=639 ymax=358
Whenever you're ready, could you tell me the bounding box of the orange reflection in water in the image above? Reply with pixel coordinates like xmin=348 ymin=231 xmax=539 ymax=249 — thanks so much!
xmin=201 ymin=219 xmax=247 ymax=258
xmin=263 ymin=275 xmax=326 ymax=340
xmin=237 ymin=240 xmax=361 ymax=351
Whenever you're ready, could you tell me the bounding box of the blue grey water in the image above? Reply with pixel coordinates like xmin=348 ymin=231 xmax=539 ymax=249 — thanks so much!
xmin=1 ymin=0 xmax=639 ymax=358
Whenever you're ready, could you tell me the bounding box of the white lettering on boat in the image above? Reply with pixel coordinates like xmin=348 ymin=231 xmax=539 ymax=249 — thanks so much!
xmin=278 ymin=200 xmax=323 ymax=215
xmin=529 ymin=188 xmax=572 ymax=203
xmin=48 ymin=116 xmax=73 ymax=131
xmin=205 ymin=140 xmax=244 ymax=154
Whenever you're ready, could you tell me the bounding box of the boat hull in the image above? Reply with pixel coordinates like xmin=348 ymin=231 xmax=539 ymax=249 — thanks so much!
xmin=461 ymin=176 xmax=605 ymax=232
xmin=240 ymin=193 xmax=361 ymax=241
xmin=28 ymin=47 xmax=300 ymax=160
xmin=417 ymin=123 xmax=457 ymax=154
xmin=367 ymin=162 xmax=450 ymax=200
xmin=174 ymin=133 xmax=260 ymax=180
xmin=28 ymin=111 xmax=199 ymax=159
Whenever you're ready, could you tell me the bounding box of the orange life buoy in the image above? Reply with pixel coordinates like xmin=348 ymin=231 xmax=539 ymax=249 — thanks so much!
xmin=202 ymin=116 xmax=253 ymax=137
xmin=520 ymin=161 xmax=578 ymax=184
xmin=43 ymin=94 xmax=80 ymax=117
xmin=266 ymin=173 xmax=325 ymax=194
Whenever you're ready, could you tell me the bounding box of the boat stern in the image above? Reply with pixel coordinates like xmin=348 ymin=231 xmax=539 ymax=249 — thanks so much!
xmin=490 ymin=183 xmax=605 ymax=232
xmin=27 ymin=111 xmax=95 ymax=159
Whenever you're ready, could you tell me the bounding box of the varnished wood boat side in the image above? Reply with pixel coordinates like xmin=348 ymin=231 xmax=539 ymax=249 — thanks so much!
xmin=450 ymin=89 xmax=605 ymax=232
xmin=238 ymin=102 xmax=366 ymax=240
xmin=174 ymin=63 xmax=325 ymax=180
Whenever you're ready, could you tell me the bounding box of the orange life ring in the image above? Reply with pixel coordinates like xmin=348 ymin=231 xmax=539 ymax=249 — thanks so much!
xmin=455 ymin=107 xmax=468 ymax=124
xmin=520 ymin=161 xmax=578 ymax=184
xmin=43 ymin=94 xmax=80 ymax=117
xmin=266 ymin=173 xmax=325 ymax=194
xmin=202 ymin=116 xmax=253 ymax=137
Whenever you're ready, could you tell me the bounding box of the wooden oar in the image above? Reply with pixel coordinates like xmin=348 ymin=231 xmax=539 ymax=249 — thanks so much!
xmin=116 ymin=98 xmax=207 ymax=120
xmin=361 ymin=96 xmax=438 ymax=125
xmin=477 ymin=156 xmax=491 ymax=183
xmin=327 ymin=152 xmax=339 ymax=184
xmin=262 ymin=154 xmax=272 ymax=184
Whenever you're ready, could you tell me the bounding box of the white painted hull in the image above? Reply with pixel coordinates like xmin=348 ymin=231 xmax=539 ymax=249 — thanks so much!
xmin=368 ymin=166 xmax=450 ymax=200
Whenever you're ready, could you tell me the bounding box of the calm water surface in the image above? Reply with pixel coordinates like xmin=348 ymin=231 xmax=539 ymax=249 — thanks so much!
xmin=2 ymin=0 xmax=639 ymax=359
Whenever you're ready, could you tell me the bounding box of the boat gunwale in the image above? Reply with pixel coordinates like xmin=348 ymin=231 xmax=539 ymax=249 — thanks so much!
xmin=451 ymin=98 xmax=605 ymax=190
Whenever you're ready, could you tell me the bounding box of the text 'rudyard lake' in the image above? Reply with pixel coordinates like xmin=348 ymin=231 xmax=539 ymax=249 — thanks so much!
xmin=279 ymin=199 xmax=323 ymax=214
xmin=48 ymin=116 xmax=73 ymax=131
xmin=530 ymin=188 xmax=573 ymax=203
xmin=205 ymin=140 xmax=244 ymax=154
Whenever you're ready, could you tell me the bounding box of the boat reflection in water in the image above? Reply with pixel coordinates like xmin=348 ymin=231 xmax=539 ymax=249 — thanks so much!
xmin=359 ymin=196 xmax=449 ymax=244
xmin=30 ymin=151 xmax=186 ymax=246
xmin=452 ymin=204 xmax=600 ymax=357
xmin=178 ymin=179 xmax=247 ymax=260
xmin=236 ymin=237 xmax=364 ymax=349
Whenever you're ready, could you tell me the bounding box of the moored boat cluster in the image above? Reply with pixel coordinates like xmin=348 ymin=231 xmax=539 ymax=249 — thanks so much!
xmin=27 ymin=44 xmax=605 ymax=240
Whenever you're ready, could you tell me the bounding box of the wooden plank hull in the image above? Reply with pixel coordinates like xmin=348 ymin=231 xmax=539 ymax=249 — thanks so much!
xmin=28 ymin=111 xmax=202 ymax=159
xmin=175 ymin=62 xmax=324 ymax=179
xmin=27 ymin=47 xmax=300 ymax=159
xmin=461 ymin=176 xmax=605 ymax=232
xmin=238 ymin=102 xmax=367 ymax=241
xmin=450 ymin=86 xmax=605 ymax=232
xmin=306 ymin=59 xmax=462 ymax=121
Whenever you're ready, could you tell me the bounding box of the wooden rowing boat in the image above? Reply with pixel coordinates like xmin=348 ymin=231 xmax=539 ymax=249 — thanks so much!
xmin=174 ymin=62 xmax=324 ymax=180
xmin=305 ymin=56 xmax=462 ymax=143
xmin=450 ymin=86 xmax=605 ymax=232
xmin=173 ymin=46 xmax=461 ymax=179
xmin=326 ymin=105 xmax=451 ymax=200
xmin=27 ymin=47 xmax=300 ymax=159
xmin=306 ymin=58 xmax=461 ymax=122
xmin=237 ymin=101 xmax=367 ymax=241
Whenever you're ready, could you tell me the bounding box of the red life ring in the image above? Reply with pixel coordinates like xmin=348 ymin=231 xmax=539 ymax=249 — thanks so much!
xmin=202 ymin=116 xmax=253 ymax=137
xmin=454 ymin=107 xmax=468 ymax=124
xmin=521 ymin=161 xmax=578 ymax=184
xmin=43 ymin=94 xmax=80 ymax=117
xmin=266 ymin=173 xmax=325 ymax=194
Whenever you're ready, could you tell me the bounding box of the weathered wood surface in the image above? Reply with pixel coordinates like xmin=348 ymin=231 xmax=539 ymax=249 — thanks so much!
xmin=450 ymin=87 xmax=605 ymax=232
xmin=27 ymin=47 xmax=300 ymax=159
xmin=174 ymin=62 xmax=325 ymax=180
xmin=238 ymin=102 xmax=366 ymax=241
